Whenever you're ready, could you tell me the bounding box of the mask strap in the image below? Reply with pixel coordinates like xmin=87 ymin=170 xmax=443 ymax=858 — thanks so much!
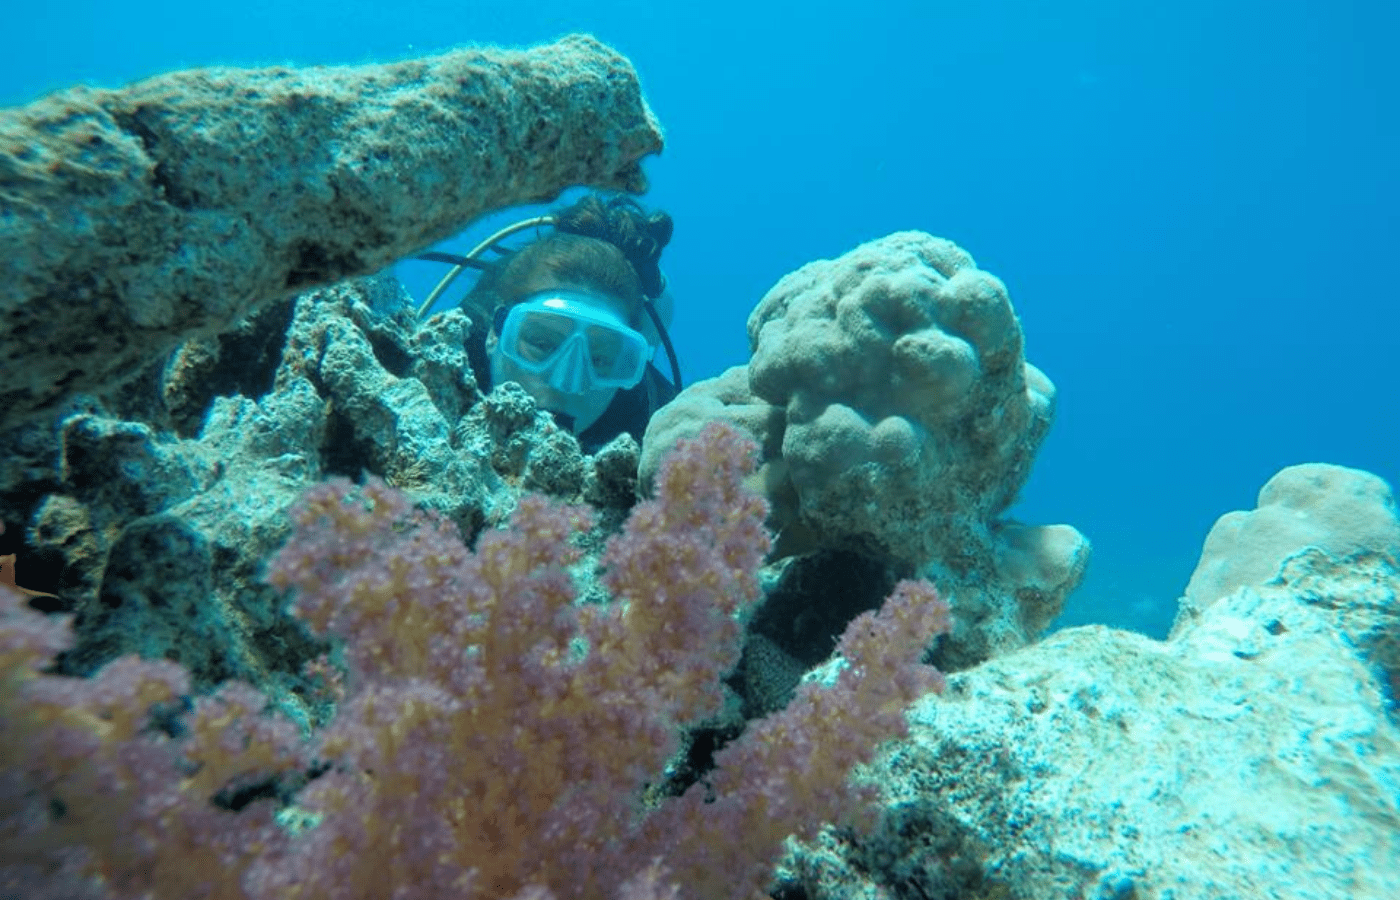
xmin=414 ymin=215 xmax=556 ymax=319
xmin=641 ymin=299 xmax=683 ymax=391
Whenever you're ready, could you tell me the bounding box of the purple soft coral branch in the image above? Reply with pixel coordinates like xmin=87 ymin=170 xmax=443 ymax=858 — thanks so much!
xmin=1 ymin=422 xmax=952 ymax=900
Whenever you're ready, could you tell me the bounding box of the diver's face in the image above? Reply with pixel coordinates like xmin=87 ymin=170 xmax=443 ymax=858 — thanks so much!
xmin=486 ymin=289 xmax=635 ymax=435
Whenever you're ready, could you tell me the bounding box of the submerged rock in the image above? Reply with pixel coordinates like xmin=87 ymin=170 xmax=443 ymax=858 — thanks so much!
xmin=782 ymin=465 xmax=1400 ymax=900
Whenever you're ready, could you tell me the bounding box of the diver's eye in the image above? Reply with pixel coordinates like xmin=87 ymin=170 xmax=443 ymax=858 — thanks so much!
xmin=586 ymin=327 xmax=624 ymax=370
xmin=520 ymin=334 xmax=562 ymax=361
xmin=517 ymin=313 xmax=575 ymax=360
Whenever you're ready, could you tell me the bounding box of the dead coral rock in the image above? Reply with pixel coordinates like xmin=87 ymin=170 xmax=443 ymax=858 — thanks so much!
xmin=1174 ymin=462 xmax=1400 ymax=632
xmin=160 ymin=298 xmax=297 ymax=438
xmin=0 ymin=34 xmax=664 ymax=431
xmin=780 ymin=466 xmax=1400 ymax=900
xmin=783 ymin=550 xmax=1400 ymax=900
xmin=18 ymin=272 xmax=592 ymax=710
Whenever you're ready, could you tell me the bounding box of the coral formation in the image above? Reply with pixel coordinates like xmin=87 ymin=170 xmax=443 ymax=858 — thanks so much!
xmin=642 ymin=231 xmax=1089 ymax=668
xmin=9 ymin=275 xmax=606 ymax=716
xmin=0 ymin=425 xmax=953 ymax=900
xmin=8 ymin=32 xmax=1391 ymax=900
xmin=0 ymin=34 xmax=663 ymax=431
xmin=1174 ymin=462 xmax=1400 ymax=628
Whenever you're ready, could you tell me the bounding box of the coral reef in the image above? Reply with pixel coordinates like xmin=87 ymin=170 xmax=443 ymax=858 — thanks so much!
xmin=0 ymin=34 xmax=663 ymax=431
xmin=0 ymin=425 xmax=952 ymax=900
xmin=9 ymin=34 xmax=1392 ymax=900
xmin=0 ymin=212 xmax=1084 ymax=894
xmin=7 ymin=275 xmax=611 ymax=721
xmin=0 ymin=235 xmax=1080 ymax=717
xmin=1173 ymin=462 xmax=1400 ymax=630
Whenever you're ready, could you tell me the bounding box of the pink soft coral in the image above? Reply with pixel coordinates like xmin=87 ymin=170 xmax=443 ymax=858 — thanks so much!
xmin=2 ymin=422 xmax=951 ymax=900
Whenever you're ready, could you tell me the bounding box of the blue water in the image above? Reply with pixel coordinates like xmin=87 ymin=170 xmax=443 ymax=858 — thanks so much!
xmin=6 ymin=1 xmax=1396 ymax=637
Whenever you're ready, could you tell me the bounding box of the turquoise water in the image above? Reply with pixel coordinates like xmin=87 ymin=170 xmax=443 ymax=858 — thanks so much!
xmin=5 ymin=0 xmax=1396 ymax=638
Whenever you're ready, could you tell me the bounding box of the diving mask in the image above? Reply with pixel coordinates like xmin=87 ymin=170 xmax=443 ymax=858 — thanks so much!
xmin=494 ymin=290 xmax=652 ymax=394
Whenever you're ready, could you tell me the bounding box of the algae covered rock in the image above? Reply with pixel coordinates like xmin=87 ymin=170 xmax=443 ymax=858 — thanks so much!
xmin=0 ymin=35 xmax=663 ymax=431
xmin=780 ymin=467 xmax=1400 ymax=900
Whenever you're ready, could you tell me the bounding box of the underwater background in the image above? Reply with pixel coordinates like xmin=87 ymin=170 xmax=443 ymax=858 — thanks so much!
xmin=4 ymin=0 xmax=1395 ymax=638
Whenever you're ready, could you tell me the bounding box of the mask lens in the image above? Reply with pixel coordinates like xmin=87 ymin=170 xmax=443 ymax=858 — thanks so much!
xmin=587 ymin=326 xmax=646 ymax=381
xmin=515 ymin=311 xmax=575 ymax=362
xmin=584 ymin=325 xmax=626 ymax=374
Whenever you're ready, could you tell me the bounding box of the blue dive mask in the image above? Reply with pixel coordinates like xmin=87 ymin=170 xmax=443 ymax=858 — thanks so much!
xmin=495 ymin=290 xmax=652 ymax=393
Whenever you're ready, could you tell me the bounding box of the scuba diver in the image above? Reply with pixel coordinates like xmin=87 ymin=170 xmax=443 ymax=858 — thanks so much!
xmin=415 ymin=194 xmax=682 ymax=453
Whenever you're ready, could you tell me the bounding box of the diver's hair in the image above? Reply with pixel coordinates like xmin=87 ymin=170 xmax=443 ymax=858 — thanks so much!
xmin=552 ymin=194 xmax=674 ymax=300
xmin=464 ymin=234 xmax=645 ymax=328
xmin=462 ymin=194 xmax=674 ymax=330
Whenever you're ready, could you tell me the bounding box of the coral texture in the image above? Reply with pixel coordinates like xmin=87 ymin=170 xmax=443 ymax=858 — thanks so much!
xmin=1175 ymin=462 xmax=1400 ymax=627
xmin=0 ymin=423 xmax=952 ymax=900
xmin=14 ymin=275 xmax=595 ymax=710
xmin=643 ymin=232 xmax=1050 ymax=567
xmin=0 ymin=35 xmax=663 ymax=431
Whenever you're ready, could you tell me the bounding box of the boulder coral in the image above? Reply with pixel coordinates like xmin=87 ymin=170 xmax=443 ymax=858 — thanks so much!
xmin=642 ymin=232 xmax=1089 ymax=666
